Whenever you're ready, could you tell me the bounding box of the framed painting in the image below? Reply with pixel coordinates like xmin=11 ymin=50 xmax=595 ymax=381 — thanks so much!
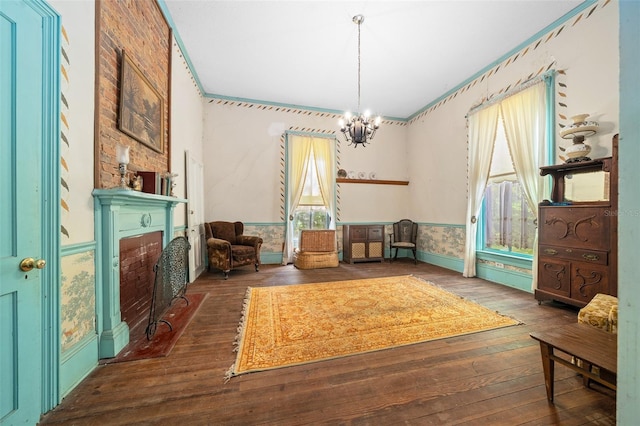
xmin=118 ymin=50 xmax=164 ymax=153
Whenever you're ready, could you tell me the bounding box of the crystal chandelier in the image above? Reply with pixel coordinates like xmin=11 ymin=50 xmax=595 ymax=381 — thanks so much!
xmin=339 ymin=15 xmax=381 ymax=148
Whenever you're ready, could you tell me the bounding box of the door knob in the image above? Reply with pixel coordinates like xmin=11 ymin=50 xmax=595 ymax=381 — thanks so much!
xmin=19 ymin=257 xmax=46 ymax=272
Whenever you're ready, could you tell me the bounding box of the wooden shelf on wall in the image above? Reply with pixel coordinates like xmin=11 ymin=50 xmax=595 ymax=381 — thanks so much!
xmin=336 ymin=178 xmax=409 ymax=186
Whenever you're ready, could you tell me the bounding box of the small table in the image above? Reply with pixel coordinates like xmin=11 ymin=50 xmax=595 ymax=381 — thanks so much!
xmin=529 ymin=323 xmax=617 ymax=402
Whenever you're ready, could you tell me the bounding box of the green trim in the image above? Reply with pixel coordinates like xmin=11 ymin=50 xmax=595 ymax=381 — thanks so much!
xmin=418 ymin=251 xmax=464 ymax=273
xmin=338 ymin=221 xmax=393 ymax=226
xmin=260 ymin=252 xmax=284 ymax=265
xmin=27 ymin=0 xmax=62 ymax=412
xmin=156 ymin=0 xmax=205 ymax=95
xmin=476 ymin=263 xmax=533 ymax=293
xmin=285 ymin=130 xmax=337 ymax=139
xmin=477 ymin=250 xmax=533 ymax=270
xmin=408 ymin=1 xmax=597 ymax=121
xmin=205 ymin=92 xmax=407 ymax=123
xmin=418 ymin=222 xmax=465 ymax=229
xmin=59 ymin=334 xmax=98 ymax=398
xmin=61 ymin=241 xmax=96 ymax=256
xmin=244 ymin=222 xmax=285 ymax=227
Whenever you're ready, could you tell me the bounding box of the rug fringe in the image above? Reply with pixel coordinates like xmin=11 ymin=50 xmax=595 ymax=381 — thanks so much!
xmin=225 ymin=286 xmax=253 ymax=382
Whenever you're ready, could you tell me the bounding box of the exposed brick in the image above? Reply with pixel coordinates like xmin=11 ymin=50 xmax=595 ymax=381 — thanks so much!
xmin=97 ymin=0 xmax=170 ymax=188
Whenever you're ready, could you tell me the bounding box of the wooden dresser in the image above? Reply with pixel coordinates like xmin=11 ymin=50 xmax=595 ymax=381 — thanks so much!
xmin=342 ymin=224 xmax=384 ymax=264
xmin=535 ymin=136 xmax=618 ymax=307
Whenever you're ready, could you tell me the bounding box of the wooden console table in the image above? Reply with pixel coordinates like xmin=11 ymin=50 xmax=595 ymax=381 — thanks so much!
xmin=529 ymin=323 xmax=617 ymax=402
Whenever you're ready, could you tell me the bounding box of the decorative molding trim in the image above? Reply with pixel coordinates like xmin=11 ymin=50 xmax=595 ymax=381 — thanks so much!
xmin=408 ymin=0 xmax=606 ymax=123
xmin=61 ymin=241 xmax=96 ymax=256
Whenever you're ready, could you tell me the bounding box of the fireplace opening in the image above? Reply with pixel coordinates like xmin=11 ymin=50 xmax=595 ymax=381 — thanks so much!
xmin=119 ymin=231 xmax=163 ymax=330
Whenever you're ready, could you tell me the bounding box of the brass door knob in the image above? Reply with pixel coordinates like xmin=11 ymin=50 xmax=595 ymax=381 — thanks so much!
xmin=19 ymin=257 xmax=46 ymax=272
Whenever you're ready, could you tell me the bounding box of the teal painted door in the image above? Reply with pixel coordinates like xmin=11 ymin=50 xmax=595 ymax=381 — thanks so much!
xmin=0 ymin=1 xmax=45 ymax=424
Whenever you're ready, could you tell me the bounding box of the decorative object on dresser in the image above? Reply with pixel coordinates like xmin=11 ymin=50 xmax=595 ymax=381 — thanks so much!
xmin=558 ymin=113 xmax=599 ymax=163
xmin=342 ymin=224 xmax=384 ymax=263
xmin=204 ymin=221 xmax=263 ymax=279
xmin=536 ymin=134 xmax=618 ymax=308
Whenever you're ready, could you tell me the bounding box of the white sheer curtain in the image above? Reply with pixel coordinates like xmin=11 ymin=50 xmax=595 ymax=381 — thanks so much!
xmin=282 ymin=135 xmax=312 ymax=265
xmin=500 ymin=82 xmax=546 ymax=289
xmin=282 ymin=134 xmax=335 ymax=265
xmin=463 ymin=103 xmax=500 ymax=277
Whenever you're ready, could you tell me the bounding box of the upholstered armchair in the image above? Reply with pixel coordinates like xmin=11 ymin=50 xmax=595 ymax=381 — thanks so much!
xmin=204 ymin=221 xmax=263 ymax=279
xmin=390 ymin=219 xmax=418 ymax=264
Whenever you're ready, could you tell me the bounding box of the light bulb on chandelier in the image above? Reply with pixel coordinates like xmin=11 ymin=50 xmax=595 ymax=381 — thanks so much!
xmin=339 ymin=15 xmax=382 ymax=148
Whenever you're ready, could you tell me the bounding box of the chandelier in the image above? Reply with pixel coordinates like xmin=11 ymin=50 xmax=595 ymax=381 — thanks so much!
xmin=339 ymin=15 xmax=381 ymax=148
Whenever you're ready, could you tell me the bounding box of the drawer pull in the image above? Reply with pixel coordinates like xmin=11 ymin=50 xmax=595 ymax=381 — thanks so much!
xmin=582 ymin=253 xmax=600 ymax=261
xmin=543 ymin=248 xmax=558 ymax=255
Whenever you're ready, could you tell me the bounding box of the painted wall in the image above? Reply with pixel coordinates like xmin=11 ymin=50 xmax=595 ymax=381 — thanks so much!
xmin=407 ymin=1 xmax=618 ymax=225
xmin=617 ymin=0 xmax=640 ymax=421
xmin=202 ymin=101 xmax=409 ymax=260
xmin=169 ymin=40 xmax=205 ymax=227
xmin=49 ymin=0 xmax=98 ymax=397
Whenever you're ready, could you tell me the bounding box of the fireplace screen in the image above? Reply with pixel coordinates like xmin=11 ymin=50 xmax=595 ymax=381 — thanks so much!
xmin=146 ymin=236 xmax=191 ymax=339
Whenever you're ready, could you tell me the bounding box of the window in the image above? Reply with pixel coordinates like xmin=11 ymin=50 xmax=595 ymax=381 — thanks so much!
xmin=480 ymin=112 xmax=537 ymax=257
xmin=283 ymin=133 xmax=336 ymax=264
xmin=293 ymin=150 xmax=330 ymax=246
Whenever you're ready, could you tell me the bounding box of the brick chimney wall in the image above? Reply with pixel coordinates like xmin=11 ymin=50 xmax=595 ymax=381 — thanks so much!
xmin=96 ymin=0 xmax=171 ymax=188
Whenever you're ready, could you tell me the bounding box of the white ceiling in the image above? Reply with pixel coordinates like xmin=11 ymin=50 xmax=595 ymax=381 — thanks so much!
xmin=163 ymin=0 xmax=584 ymax=119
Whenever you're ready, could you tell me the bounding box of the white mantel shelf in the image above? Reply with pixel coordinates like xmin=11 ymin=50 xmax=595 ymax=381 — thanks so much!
xmin=93 ymin=188 xmax=187 ymax=358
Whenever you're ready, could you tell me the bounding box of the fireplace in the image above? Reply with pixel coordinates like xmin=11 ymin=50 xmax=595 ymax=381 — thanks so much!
xmin=119 ymin=231 xmax=163 ymax=328
xmin=93 ymin=189 xmax=186 ymax=358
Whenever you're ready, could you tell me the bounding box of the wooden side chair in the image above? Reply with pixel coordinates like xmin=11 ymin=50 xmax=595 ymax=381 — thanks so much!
xmin=390 ymin=219 xmax=418 ymax=264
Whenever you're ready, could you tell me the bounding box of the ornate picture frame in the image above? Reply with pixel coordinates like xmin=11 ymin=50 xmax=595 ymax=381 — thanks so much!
xmin=118 ymin=50 xmax=164 ymax=153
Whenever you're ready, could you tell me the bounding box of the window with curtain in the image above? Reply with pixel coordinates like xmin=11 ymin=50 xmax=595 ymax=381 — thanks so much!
xmin=464 ymin=77 xmax=550 ymax=280
xmin=292 ymin=149 xmax=331 ymax=247
xmin=481 ymin=121 xmax=536 ymax=256
xmin=282 ymin=133 xmax=336 ymax=265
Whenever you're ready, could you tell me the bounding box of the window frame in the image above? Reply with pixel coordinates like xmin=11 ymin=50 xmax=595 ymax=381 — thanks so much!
xmin=476 ymin=73 xmax=556 ymax=262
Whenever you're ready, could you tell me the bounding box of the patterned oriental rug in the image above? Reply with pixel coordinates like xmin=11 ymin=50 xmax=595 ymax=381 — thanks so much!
xmin=227 ymin=275 xmax=520 ymax=379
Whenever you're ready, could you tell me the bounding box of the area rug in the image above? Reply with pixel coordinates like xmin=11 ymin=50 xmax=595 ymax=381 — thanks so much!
xmin=226 ymin=275 xmax=520 ymax=379
xmin=101 ymin=292 xmax=208 ymax=364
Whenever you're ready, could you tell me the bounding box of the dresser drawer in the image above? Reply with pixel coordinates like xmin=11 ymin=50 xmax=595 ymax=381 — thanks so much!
xmin=539 ymin=245 xmax=608 ymax=265
xmin=539 ymin=206 xmax=610 ymax=251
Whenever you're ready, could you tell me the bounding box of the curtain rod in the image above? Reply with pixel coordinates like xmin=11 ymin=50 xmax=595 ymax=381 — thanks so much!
xmin=466 ymin=69 xmax=556 ymax=118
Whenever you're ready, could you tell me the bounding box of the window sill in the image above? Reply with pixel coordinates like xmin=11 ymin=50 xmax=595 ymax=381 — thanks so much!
xmin=477 ymin=250 xmax=533 ymax=269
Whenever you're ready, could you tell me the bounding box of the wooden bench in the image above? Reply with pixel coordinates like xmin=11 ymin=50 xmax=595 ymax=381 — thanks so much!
xmin=529 ymin=323 xmax=617 ymax=402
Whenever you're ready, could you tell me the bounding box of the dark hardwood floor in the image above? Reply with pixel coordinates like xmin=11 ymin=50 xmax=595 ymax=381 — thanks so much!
xmin=40 ymin=261 xmax=616 ymax=425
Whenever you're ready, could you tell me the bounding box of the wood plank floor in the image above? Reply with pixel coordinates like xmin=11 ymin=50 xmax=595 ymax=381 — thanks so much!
xmin=40 ymin=261 xmax=616 ymax=425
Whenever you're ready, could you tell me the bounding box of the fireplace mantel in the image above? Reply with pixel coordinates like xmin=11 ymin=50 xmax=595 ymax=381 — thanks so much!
xmin=93 ymin=189 xmax=187 ymax=358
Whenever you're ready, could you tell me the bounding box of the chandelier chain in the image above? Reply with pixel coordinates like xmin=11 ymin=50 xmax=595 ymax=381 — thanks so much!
xmin=357 ymin=18 xmax=361 ymax=113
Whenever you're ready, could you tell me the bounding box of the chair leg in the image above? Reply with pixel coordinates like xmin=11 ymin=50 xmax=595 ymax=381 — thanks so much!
xmin=223 ymin=270 xmax=229 ymax=280
xmin=255 ymin=262 xmax=260 ymax=272
xmin=413 ymin=248 xmax=417 ymax=265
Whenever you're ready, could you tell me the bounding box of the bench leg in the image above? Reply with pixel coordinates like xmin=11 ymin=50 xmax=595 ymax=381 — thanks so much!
xmin=539 ymin=342 xmax=555 ymax=402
